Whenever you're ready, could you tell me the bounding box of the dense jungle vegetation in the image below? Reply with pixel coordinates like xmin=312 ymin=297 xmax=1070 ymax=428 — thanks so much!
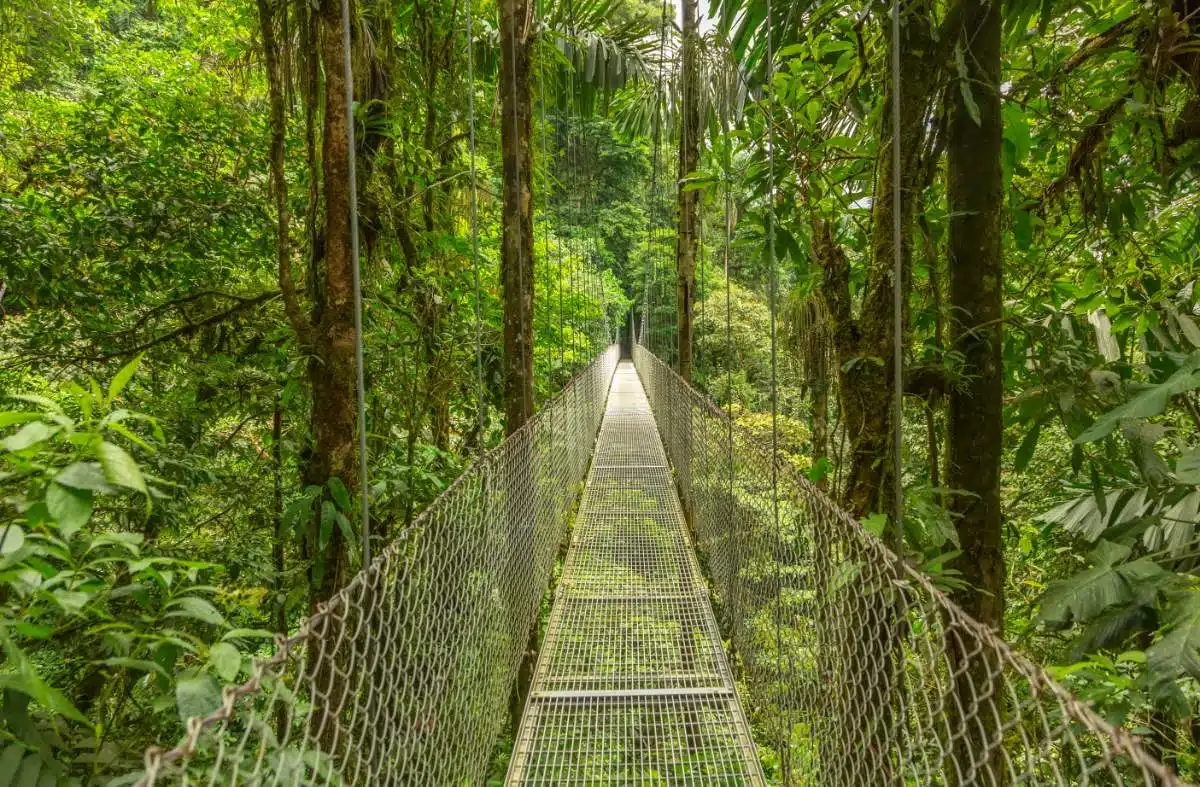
xmin=2 ymin=0 xmax=1200 ymax=781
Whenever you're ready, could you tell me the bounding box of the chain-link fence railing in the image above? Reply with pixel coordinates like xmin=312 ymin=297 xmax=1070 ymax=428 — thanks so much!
xmin=633 ymin=344 xmax=1185 ymax=787
xmin=135 ymin=345 xmax=619 ymax=786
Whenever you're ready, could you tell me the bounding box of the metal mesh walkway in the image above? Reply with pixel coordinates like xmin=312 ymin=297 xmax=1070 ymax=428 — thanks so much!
xmin=506 ymin=361 xmax=764 ymax=785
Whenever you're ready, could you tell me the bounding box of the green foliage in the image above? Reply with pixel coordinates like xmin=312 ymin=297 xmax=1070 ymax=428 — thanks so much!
xmin=0 ymin=362 xmax=267 ymax=780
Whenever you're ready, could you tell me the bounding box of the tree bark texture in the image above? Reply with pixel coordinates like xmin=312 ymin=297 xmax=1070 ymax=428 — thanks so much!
xmin=499 ymin=0 xmax=535 ymax=435
xmin=813 ymin=4 xmax=941 ymax=782
xmin=675 ymin=0 xmax=700 ymax=383
xmin=498 ymin=0 xmax=539 ymax=741
xmin=946 ymin=0 xmax=1005 ymax=780
xmin=305 ymin=0 xmax=360 ymax=610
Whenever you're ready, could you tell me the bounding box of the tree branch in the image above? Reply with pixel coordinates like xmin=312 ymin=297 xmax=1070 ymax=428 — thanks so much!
xmin=77 ymin=291 xmax=280 ymax=362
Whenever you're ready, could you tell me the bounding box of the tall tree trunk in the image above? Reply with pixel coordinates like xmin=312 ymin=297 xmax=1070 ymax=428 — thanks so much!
xmin=498 ymin=0 xmax=538 ymax=740
xmin=807 ymin=355 xmax=830 ymax=491
xmin=946 ymin=0 xmax=1005 ymax=780
xmin=675 ymin=0 xmax=700 ymax=382
xmin=257 ymin=0 xmax=309 ymax=341
xmin=306 ymin=0 xmax=359 ymax=609
xmin=272 ymin=394 xmax=288 ymax=736
xmin=499 ymin=0 xmax=535 ymax=432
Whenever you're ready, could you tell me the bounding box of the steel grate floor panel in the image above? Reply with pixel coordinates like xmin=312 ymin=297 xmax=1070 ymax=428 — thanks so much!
xmin=507 ymin=362 xmax=763 ymax=785
xmin=509 ymin=694 xmax=759 ymax=786
xmin=560 ymin=529 xmax=698 ymax=597
xmin=536 ymin=596 xmax=726 ymax=691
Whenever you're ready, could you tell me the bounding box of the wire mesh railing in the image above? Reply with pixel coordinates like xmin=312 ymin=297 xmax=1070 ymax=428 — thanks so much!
xmin=135 ymin=345 xmax=619 ymax=786
xmin=633 ymin=343 xmax=1186 ymax=787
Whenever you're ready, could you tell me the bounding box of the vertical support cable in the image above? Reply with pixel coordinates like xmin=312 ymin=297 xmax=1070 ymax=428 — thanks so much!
xmin=641 ymin=0 xmax=669 ymax=351
xmin=761 ymin=1 xmax=788 ymax=777
xmin=465 ymin=0 xmax=486 ymax=459
xmin=341 ymin=0 xmax=370 ymax=565
xmin=891 ymin=0 xmax=905 ymax=531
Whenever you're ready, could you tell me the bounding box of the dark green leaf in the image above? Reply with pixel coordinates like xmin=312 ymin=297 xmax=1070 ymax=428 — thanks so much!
xmin=45 ymin=484 xmax=92 ymax=539
xmin=175 ymin=673 xmax=222 ymax=724
xmin=165 ymin=596 xmax=228 ymax=628
xmin=107 ymin=353 xmax=144 ymax=405
xmin=1013 ymin=419 xmax=1042 ymax=472
xmin=54 ymin=461 xmax=108 ymax=491
xmin=1 ymin=422 xmax=59 ymax=453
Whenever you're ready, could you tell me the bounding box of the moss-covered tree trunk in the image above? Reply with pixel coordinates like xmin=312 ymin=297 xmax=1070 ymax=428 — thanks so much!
xmin=499 ymin=0 xmax=535 ymax=432
xmin=498 ymin=0 xmax=538 ymax=740
xmin=815 ymin=2 xmax=941 ymax=781
xmin=306 ymin=0 xmax=359 ymax=609
xmin=946 ymin=0 xmax=1005 ymax=780
xmin=675 ymin=0 xmax=700 ymax=383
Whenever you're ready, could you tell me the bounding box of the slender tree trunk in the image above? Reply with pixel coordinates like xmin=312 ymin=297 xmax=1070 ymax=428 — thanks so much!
xmin=272 ymin=394 xmax=289 ymax=737
xmin=257 ymin=0 xmax=309 ymax=341
xmin=919 ymin=207 xmax=944 ymax=497
xmin=814 ymin=3 xmax=940 ymax=782
xmin=946 ymin=0 xmax=1005 ymax=781
xmin=498 ymin=0 xmax=538 ymax=739
xmin=808 ymin=359 xmax=830 ymax=491
xmin=499 ymin=0 xmax=535 ymax=432
xmin=306 ymin=0 xmax=359 ymax=609
xmin=273 ymin=395 xmax=287 ymax=638
xmin=675 ymin=0 xmax=700 ymax=383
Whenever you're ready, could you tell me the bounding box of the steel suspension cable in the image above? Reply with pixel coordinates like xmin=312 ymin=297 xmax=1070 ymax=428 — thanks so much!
xmin=641 ymin=0 xmax=669 ymax=350
xmin=761 ymin=0 xmax=788 ymax=773
xmin=535 ymin=25 xmax=563 ymax=376
xmin=340 ymin=0 xmax=370 ymax=565
xmin=891 ymin=0 xmax=905 ymax=530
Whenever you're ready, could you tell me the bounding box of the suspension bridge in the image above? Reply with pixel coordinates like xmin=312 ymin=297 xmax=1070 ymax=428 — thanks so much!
xmin=125 ymin=0 xmax=1189 ymax=779
xmin=134 ymin=343 xmax=1185 ymax=786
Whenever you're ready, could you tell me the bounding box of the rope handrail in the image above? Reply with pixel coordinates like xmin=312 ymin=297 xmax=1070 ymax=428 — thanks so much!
xmin=633 ymin=342 xmax=1186 ymax=786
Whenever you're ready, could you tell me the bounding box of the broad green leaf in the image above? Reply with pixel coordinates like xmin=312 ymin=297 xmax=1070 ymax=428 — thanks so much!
xmin=222 ymin=628 xmax=275 ymax=642
xmin=0 ymin=525 xmax=24 ymax=556
xmin=1013 ymin=419 xmax=1042 ymax=472
xmin=97 ymin=441 xmax=148 ymax=502
xmin=1012 ymin=209 xmax=1033 ymax=250
xmin=1 ymin=422 xmax=59 ymax=453
xmin=207 ymin=642 xmax=241 ymax=682
xmin=86 ymin=532 xmax=144 ymax=554
xmin=107 ymin=353 xmax=144 ymax=405
xmin=54 ymin=461 xmax=108 ymax=491
xmin=101 ymin=657 xmax=169 ymax=679
xmin=1147 ymin=593 xmax=1200 ymax=688
xmin=0 ymin=413 xmax=41 ymax=429
xmin=1076 ymin=352 xmax=1200 ymax=443
xmin=0 ymin=632 xmax=88 ymax=724
xmin=45 ymin=484 xmax=92 ymax=539
xmin=165 ymin=596 xmax=228 ymax=628
xmin=7 ymin=395 xmax=59 ymax=413
xmin=1177 ymin=448 xmax=1200 ymax=484
xmin=1178 ymin=314 xmax=1200 ymax=348
xmin=1038 ymin=487 xmax=1151 ymax=541
xmin=319 ymin=501 xmax=336 ymax=550
xmin=105 ymin=422 xmax=153 ymax=452
xmin=1039 ymin=562 xmax=1128 ymax=625
xmin=175 ymin=673 xmax=222 ymax=724
xmin=327 ymin=477 xmax=351 ymax=512
xmin=0 ymin=744 xmax=22 ymax=786
xmin=861 ymin=513 xmax=887 ymax=538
